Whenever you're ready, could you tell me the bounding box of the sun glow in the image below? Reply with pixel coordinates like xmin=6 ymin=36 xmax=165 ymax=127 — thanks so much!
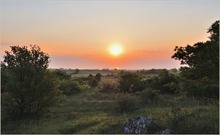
xmin=109 ymin=43 xmax=123 ymax=56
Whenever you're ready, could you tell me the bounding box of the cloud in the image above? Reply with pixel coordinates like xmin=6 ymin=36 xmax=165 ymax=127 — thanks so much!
xmin=137 ymin=49 xmax=162 ymax=54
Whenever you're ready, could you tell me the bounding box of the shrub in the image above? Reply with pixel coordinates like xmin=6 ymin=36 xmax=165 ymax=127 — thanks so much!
xmin=88 ymin=74 xmax=93 ymax=78
xmin=59 ymin=80 xmax=81 ymax=95
xmin=53 ymin=69 xmax=71 ymax=80
xmin=74 ymin=68 xmax=79 ymax=74
xmin=88 ymin=73 xmax=102 ymax=88
xmin=114 ymin=94 xmax=137 ymax=114
xmin=99 ymin=83 xmax=118 ymax=93
xmin=146 ymin=69 xmax=178 ymax=94
xmin=88 ymin=78 xmax=99 ymax=87
xmin=95 ymin=73 xmax=102 ymax=81
xmin=177 ymin=77 xmax=219 ymax=99
xmin=159 ymin=98 xmax=189 ymax=133
xmin=118 ymin=72 xmax=144 ymax=93
xmin=139 ymin=88 xmax=160 ymax=104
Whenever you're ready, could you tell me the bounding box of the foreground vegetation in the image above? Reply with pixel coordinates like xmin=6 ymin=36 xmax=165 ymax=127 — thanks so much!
xmin=1 ymin=74 xmax=218 ymax=133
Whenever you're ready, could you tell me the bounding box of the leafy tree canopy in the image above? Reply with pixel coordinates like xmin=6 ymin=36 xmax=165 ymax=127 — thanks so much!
xmin=172 ymin=20 xmax=219 ymax=81
xmin=171 ymin=20 xmax=219 ymax=99
xmin=1 ymin=45 xmax=60 ymax=117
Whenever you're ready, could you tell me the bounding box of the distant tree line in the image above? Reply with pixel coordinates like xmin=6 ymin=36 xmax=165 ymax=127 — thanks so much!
xmin=136 ymin=68 xmax=178 ymax=75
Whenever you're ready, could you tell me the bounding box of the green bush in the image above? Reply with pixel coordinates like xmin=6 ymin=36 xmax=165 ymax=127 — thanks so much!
xmin=99 ymin=83 xmax=118 ymax=93
xmin=114 ymin=94 xmax=137 ymax=114
xmin=87 ymin=73 xmax=102 ymax=88
xmin=177 ymin=76 xmax=219 ymax=99
xmin=157 ymin=103 xmax=188 ymax=133
xmin=59 ymin=80 xmax=81 ymax=95
xmin=88 ymin=79 xmax=99 ymax=87
xmin=139 ymin=88 xmax=160 ymax=104
xmin=74 ymin=68 xmax=80 ymax=74
xmin=118 ymin=72 xmax=144 ymax=93
xmin=95 ymin=73 xmax=102 ymax=81
xmin=53 ymin=69 xmax=71 ymax=80
xmin=167 ymin=106 xmax=188 ymax=132
xmin=145 ymin=69 xmax=178 ymax=94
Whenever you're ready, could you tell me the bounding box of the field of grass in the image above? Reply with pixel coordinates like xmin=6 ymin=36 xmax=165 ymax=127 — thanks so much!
xmin=64 ymin=69 xmax=121 ymax=77
xmin=1 ymin=71 xmax=219 ymax=134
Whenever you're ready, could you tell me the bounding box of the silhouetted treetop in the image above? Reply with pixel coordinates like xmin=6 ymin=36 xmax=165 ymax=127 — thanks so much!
xmin=172 ymin=20 xmax=219 ymax=81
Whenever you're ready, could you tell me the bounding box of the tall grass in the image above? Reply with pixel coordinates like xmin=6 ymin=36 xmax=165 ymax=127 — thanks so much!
xmin=1 ymin=77 xmax=219 ymax=134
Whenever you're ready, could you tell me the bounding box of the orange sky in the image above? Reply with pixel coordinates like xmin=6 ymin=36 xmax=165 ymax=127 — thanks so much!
xmin=1 ymin=0 xmax=219 ymax=69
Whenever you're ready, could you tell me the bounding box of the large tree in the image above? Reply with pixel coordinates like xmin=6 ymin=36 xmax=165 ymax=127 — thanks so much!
xmin=1 ymin=45 xmax=60 ymax=117
xmin=172 ymin=20 xmax=219 ymax=98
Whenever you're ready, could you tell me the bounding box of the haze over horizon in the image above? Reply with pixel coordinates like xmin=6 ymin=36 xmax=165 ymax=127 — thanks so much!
xmin=1 ymin=0 xmax=219 ymax=69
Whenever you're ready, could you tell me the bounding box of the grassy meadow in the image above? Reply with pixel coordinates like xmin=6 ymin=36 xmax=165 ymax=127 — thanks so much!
xmin=1 ymin=69 xmax=219 ymax=134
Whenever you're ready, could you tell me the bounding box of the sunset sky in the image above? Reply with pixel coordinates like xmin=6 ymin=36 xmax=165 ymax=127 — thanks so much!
xmin=1 ymin=0 xmax=219 ymax=69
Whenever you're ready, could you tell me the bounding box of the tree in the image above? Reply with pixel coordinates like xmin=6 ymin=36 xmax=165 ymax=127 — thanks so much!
xmin=172 ymin=20 xmax=219 ymax=81
xmin=75 ymin=68 xmax=79 ymax=74
xmin=53 ymin=69 xmax=71 ymax=80
xmin=95 ymin=73 xmax=102 ymax=81
xmin=172 ymin=20 xmax=219 ymax=98
xmin=88 ymin=74 xmax=93 ymax=78
xmin=87 ymin=73 xmax=102 ymax=87
xmin=1 ymin=45 xmax=60 ymax=117
xmin=1 ymin=62 xmax=9 ymax=93
xmin=118 ymin=72 xmax=144 ymax=93
xmin=145 ymin=69 xmax=178 ymax=94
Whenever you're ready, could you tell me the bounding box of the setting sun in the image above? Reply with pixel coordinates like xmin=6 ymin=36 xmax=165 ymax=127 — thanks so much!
xmin=109 ymin=44 xmax=123 ymax=56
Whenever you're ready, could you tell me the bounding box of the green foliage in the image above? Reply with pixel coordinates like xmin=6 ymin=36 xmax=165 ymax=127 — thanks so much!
xmin=1 ymin=84 xmax=218 ymax=134
xmin=139 ymin=88 xmax=160 ymax=104
xmin=114 ymin=94 xmax=137 ymax=114
xmin=75 ymin=68 xmax=80 ymax=74
xmin=95 ymin=73 xmax=102 ymax=81
xmin=1 ymin=62 xmax=9 ymax=92
xmin=88 ymin=74 xmax=93 ymax=78
xmin=88 ymin=78 xmax=99 ymax=87
xmin=172 ymin=20 xmax=219 ymax=98
xmin=118 ymin=72 xmax=144 ymax=93
xmin=59 ymin=80 xmax=81 ymax=95
xmin=99 ymin=83 xmax=118 ymax=93
xmin=53 ymin=69 xmax=71 ymax=80
xmin=177 ymin=77 xmax=219 ymax=99
xmin=166 ymin=105 xmax=188 ymax=132
xmin=159 ymin=105 xmax=219 ymax=134
xmin=146 ymin=69 xmax=178 ymax=94
xmin=1 ymin=45 xmax=60 ymax=117
xmin=182 ymin=106 xmax=219 ymax=134
xmin=88 ymin=73 xmax=102 ymax=87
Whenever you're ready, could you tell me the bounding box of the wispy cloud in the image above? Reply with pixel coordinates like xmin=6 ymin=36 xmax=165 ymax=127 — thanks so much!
xmin=136 ymin=49 xmax=163 ymax=54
